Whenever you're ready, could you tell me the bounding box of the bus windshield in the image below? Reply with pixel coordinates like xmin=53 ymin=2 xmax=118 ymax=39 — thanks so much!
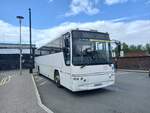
xmin=72 ymin=30 xmax=112 ymax=66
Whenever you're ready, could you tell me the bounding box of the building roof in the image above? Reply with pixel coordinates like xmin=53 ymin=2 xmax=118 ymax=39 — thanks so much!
xmin=0 ymin=43 xmax=36 ymax=49
xmin=0 ymin=43 xmax=36 ymax=54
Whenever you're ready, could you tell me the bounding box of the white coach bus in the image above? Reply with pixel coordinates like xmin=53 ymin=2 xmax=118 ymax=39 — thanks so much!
xmin=35 ymin=29 xmax=119 ymax=92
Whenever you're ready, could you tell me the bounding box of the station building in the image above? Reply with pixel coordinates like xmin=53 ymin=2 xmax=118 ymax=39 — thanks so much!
xmin=0 ymin=43 xmax=35 ymax=70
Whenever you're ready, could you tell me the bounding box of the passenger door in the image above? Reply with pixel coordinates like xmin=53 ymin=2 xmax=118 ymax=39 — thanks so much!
xmin=60 ymin=32 xmax=72 ymax=88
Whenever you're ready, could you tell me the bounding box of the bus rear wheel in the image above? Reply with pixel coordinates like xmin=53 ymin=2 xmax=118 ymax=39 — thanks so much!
xmin=37 ymin=66 xmax=40 ymax=75
xmin=54 ymin=71 xmax=61 ymax=87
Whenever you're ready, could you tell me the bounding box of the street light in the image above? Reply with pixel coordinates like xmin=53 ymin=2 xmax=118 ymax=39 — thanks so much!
xmin=29 ymin=8 xmax=33 ymax=73
xmin=16 ymin=16 xmax=24 ymax=75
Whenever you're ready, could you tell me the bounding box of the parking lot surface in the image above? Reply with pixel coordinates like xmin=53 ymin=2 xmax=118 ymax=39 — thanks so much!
xmin=34 ymin=71 xmax=150 ymax=113
xmin=0 ymin=70 xmax=47 ymax=113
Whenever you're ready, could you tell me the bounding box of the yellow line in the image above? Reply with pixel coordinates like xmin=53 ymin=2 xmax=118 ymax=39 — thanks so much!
xmin=0 ymin=80 xmax=2 ymax=86
xmin=2 ymin=77 xmax=7 ymax=85
xmin=4 ymin=77 xmax=9 ymax=85
xmin=4 ymin=76 xmax=11 ymax=85
xmin=0 ymin=78 xmax=4 ymax=86
xmin=2 ymin=78 xmax=5 ymax=85
xmin=0 ymin=76 xmax=12 ymax=87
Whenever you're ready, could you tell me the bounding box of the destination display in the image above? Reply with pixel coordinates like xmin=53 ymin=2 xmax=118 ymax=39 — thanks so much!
xmin=72 ymin=30 xmax=110 ymax=40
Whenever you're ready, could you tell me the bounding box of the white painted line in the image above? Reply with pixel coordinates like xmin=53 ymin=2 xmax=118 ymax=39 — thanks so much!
xmin=2 ymin=77 xmax=6 ymax=85
xmin=31 ymin=74 xmax=54 ymax=113
xmin=36 ymin=77 xmax=44 ymax=82
xmin=8 ymin=76 xmax=12 ymax=81
xmin=116 ymin=72 xmax=130 ymax=75
xmin=1 ymin=78 xmax=6 ymax=86
xmin=39 ymin=81 xmax=47 ymax=86
xmin=0 ymin=76 xmax=12 ymax=87
xmin=5 ymin=76 xmax=11 ymax=84
xmin=118 ymin=69 xmax=149 ymax=73
xmin=2 ymin=77 xmax=7 ymax=85
xmin=0 ymin=79 xmax=3 ymax=86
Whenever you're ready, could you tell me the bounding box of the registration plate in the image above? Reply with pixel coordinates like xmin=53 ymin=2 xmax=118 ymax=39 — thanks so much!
xmin=94 ymin=83 xmax=102 ymax=86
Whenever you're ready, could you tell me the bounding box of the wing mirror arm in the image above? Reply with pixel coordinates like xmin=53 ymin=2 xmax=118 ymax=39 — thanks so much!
xmin=111 ymin=40 xmax=121 ymax=57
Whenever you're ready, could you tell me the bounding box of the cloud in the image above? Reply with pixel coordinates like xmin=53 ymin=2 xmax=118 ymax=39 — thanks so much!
xmin=0 ymin=19 xmax=150 ymax=47
xmin=64 ymin=0 xmax=133 ymax=16
xmin=65 ymin=0 xmax=99 ymax=16
xmin=145 ymin=0 xmax=150 ymax=4
xmin=110 ymin=17 xmax=130 ymax=22
xmin=0 ymin=20 xmax=46 ymax=44
xmin=48 ymin=0 xmax=54 ymax=3
xmin=104 ymin=0 xmax=128 ymax=5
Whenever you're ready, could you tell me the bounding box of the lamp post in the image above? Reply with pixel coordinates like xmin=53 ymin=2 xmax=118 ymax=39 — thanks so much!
xmin=29 ymin=8 xmax=33 ymax=73
xmin=16 ymin=16 xmax=24 ymax=75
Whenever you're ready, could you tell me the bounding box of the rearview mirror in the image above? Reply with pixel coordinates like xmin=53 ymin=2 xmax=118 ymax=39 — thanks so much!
xmin=117 ymin=42 xmax=121 ymax=57
xmin=111 ymin=40 xmax=121 ymax=57
xmin=65 ymin=38 xmax=70 ymax=47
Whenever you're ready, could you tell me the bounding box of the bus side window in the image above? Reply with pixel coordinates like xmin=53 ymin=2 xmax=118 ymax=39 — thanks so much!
xmin=63 ymin=33 xmax=71 ymax=66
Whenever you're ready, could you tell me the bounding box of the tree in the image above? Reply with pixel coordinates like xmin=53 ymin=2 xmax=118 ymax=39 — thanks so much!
xmin=122 ymin=43 xmax=129 ymax=54
xmin=137 ymin=45 xmax=143 ymax=51
xmin=114 ymin=42 xmax=150 ymax=56
xmin=145 ymin=44 xmax=150 ymax=54
xmin=129 ymin=45 xmax=137 ymax=52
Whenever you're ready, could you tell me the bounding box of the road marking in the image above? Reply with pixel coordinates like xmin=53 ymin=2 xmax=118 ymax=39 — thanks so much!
xmin=31 ymin=75 xmax=54 ymax=113
xmin=34 ymin=76 xmax=38 ymax=79
xmin=116 ymin=72 xmax=130 ymax=75
xmin=36 ymin=77 xmax=44 ymax=82
xmin=2 ymin=77 xmax=7 ymax=85
xmin=39 ymin=81 xmax=47 ymax=86
xmin=0 ymin=76 xmax=12 ymax=87
xmin=0 ymin=79 xmax=3 ymax=86
xmin=0 ymin=78 xmax=6 ymax=86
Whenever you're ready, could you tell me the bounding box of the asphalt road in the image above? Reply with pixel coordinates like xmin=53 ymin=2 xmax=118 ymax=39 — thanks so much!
xmin=34 ymin=71 xmax=150 ymax=113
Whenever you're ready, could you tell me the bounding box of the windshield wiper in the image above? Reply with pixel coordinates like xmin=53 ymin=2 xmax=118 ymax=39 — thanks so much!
xmin=80 ymin=56 xmax=91 ymax=68
xmin=80 ymin=48 xmax=93 ymax=68
xmin=80 ymin=65 xmax=86 ymax=68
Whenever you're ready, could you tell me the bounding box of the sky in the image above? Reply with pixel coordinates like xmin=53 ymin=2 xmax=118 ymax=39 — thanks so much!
xmin=0 ymin=0 xmax=150 ymax=47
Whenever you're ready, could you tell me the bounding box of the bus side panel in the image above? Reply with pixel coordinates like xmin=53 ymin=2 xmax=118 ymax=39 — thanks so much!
xmin=60 ymin=66 xmax=72 ymax=90
xmin=35 ymin=55 xmax=54 ymax=79
xmin=35 ymin=52 xmax=73 ymax=90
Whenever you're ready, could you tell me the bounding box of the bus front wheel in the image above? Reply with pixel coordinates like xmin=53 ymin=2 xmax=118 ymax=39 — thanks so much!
xmin=54 ymin=71 xmax=61 ymax=87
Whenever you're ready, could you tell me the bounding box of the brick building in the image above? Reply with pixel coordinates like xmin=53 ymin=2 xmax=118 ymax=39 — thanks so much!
xmin=116 ymin=51 xmax=150 ymax=70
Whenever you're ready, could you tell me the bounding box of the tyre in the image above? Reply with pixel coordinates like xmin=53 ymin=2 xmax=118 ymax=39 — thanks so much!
xmin=54 ymin=71 xmax=61 ymax=87
xmin=37 ymin=66 xmax=40 ymax=75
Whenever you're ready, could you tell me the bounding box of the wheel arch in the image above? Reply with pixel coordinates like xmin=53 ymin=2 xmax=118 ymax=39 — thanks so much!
xmin=54 ymin=69 xmax=59 ymax=78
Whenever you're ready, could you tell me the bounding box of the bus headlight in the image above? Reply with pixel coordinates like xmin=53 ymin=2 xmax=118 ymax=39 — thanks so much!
xmin=109 ymin=73 xmax=115 ymax=79
xmin=73 ymin=77 xmax=86 ymax=82
xmin=73 ymin=77 xmax=79 ymax=80
xmin=80 ymin=77 xmax=83 ymax=80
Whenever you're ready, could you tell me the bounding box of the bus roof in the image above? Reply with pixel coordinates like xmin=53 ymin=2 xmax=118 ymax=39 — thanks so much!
xmin=37 ymin=29 xmax=109 ymax=49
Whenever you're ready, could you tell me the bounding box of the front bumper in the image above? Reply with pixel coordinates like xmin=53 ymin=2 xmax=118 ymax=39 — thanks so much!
xmin=72 ymin=80 xmax=114 ymax=92
xmin=71 ymin=74 xmax=115 ymax=92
